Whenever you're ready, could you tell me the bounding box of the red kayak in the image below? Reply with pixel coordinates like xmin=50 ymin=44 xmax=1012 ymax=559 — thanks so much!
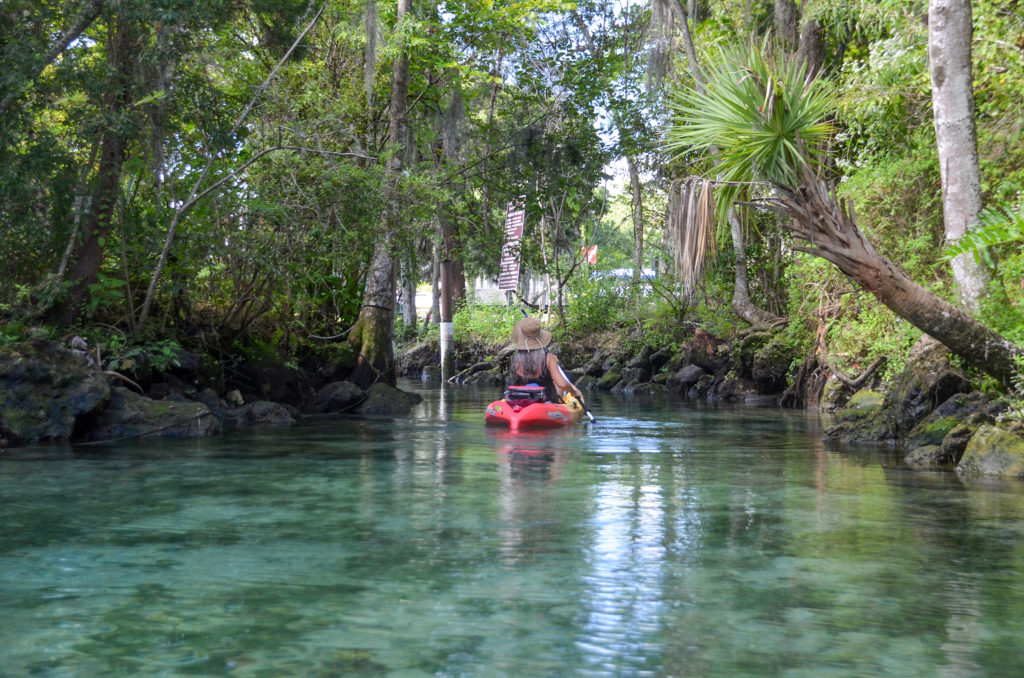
xmin=484 ymin=385 xmax=584 ymax=430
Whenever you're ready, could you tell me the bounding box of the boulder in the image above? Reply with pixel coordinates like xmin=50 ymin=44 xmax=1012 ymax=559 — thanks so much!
xmin=823 ymin=390 xmax=896 ymax=444
xmin=957 ymin=425 xmax=1024 ymax=478
xmin=358 ymin=383 xmax=420 ymax=416
xmin=687 ymin=374 xmax=713 ymax=399
xmin=819 ymin=376 xmax=853 ymax=412
xmin=0 ymin=340 xmax=111 ymax=445
xmin=688 ymin=328 xmax=729 ymax=373
xmin=668 ymin=364 xmax=708 ymax=392
xmin=194 ymin=387 xmax=230 ymax=420
xmin=224 ymin=400 xmax=295 ymax=428
xmin=710 ymin=376 xmax=758 ymax=403
xmin=312 ymin=380 xmax=365 ymax=414
xmin=649 ymin=347 xmax=673 ymax=373
xmin=619 ymin=366 xmax=650 ymax=384
xmin=582 ymin=350 xmax=609 ymax=377
xmin=462 ymin=367 xmax=504 ymax=387
xmin=626 ymin=346 xmax=653 ymax=371
xmin=735 ymin=332 xmax=771 ymax=380
xmin=230 ymin=363 xmax=307 ymax=406
xmin=79 ymin=386 xmax=221 ymax=441
xmin=751 ymin=336 xmax=796 ymax=395
xmin=597 ymin=365 xmax=623 ymax=391
xmin=883 ymin=335 xmax=970 ymax=437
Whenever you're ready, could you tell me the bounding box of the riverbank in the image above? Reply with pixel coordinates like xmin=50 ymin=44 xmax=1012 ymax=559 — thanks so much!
xmin=2 ymin=325 xmax=1023 ymax=479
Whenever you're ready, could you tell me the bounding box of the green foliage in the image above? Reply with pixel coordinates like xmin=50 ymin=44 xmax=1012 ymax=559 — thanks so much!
xmin=561 ymin=275 xmax=623 ymax=335
xmin=837 ymin=133 xmax=944 ymax=283
xmin=833 ymin=25 xmax=931 ymax=167
xmin=666 ymin=37 xmax=835 ymax=226
xmin=99 ymin=336 xmax=182 ymax=374
xmin=452 ymin=303 xmax=521 ymax=346
xmin=941 ymin=206 xmax=1024 ymax=264
xmin=84 ymin=274 xmax=128 ymax=321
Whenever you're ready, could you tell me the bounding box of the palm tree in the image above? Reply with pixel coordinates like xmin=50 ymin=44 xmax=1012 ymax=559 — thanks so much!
xmin=666 ymin=40 xmax=1022 ymax=386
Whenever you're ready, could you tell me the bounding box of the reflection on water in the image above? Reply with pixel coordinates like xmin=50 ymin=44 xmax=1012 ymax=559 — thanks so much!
xmin=2 ymin=384 xmax=1024 ymax=676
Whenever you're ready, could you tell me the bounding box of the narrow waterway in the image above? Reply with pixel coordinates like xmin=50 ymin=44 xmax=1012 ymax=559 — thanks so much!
xmin=3 ymin=382 xmax=1024 ymax=677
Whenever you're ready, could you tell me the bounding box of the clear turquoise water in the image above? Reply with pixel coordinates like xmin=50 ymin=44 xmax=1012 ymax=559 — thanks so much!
xmin=3 ymin=383 xmax=1024 ymax=677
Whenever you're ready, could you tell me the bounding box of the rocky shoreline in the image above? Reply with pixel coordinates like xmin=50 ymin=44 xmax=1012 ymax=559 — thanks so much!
xmin=404 ymin=328 xmax=1024 ymax=479
xmin=3 ymin=329 xmax=1023 ymax=479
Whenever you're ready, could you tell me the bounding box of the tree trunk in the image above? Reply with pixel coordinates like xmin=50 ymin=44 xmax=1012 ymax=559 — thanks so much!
xmin=349 ymin=0 xmax=411 ymax=388
xmin=761 ymin=175 xmax=1022 ymax=385
xmin=774 ymin=0 xmax=799 ymax=51
xmin=928 ymin=0 xmax=989 ymax=312
xmin=401 ymin=257 xmax=417 ymax=329
xmin=440 ymin=212 xmax=466 ymax=309
xmin=51 ymin=14 xmax=134 ymax=325
xmin=628 ymin=156 xmax=645 ymax=279
xmin=426 ymin=238 xmax=440 ymax=329
xmin=729 ymin=208 xmax=778 ymax=326
xmin=797 ymin=17 xmax=823 ymax=78
xmin=349 ymin=235 xmax=397 ymax=388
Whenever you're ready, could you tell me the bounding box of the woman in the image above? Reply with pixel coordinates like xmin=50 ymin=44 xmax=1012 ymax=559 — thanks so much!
xmin=508 ymin=317 xmax=582 ymax=404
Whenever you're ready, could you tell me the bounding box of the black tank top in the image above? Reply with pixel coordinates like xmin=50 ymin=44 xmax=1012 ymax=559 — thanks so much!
xmin=511 ymin=351 xmax=560 ymax=403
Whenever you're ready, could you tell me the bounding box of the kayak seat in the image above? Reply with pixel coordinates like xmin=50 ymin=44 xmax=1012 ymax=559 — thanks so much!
xmin=504 ymin=384 xmax=547 ymax=411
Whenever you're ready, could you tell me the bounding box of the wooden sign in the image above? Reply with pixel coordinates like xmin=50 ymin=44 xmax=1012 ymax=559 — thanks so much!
xmin=498 ymin=200 xmax=525 ymax=291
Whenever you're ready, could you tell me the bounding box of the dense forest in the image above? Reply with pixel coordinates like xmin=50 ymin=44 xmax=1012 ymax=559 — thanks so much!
xmin=2 ymin=0 xmax=1023 ymax=402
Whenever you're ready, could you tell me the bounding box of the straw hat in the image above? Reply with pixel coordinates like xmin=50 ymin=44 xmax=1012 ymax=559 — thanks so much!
xmin=511 ymin=317 xmax=552 ymax=350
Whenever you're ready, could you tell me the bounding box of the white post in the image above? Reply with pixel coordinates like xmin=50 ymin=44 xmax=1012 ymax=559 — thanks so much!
xmin=440 ymin=321 xmax=454 ymax=380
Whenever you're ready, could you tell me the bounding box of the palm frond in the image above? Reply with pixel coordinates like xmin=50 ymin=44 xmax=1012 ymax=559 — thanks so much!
xmin=664 ymin=38 xmax=835 ymax=287
xmin=941 ymin=206 xmax=1024 ymax=261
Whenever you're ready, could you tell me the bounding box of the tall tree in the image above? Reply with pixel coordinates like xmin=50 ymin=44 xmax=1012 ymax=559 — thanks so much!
xmin=928 ymin=0 xmax=989 ymax=312
xmin=348 ymin=0 xmax=412 ymax=388
xmin=50 ymin=10 xmax=139 ymax=324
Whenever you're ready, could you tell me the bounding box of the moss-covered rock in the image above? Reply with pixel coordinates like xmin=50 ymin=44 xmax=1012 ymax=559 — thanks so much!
xmin=819 ymin=376 xmax=853 ymax=412
xmin=735 ymin=331 xmax=771 ymax=380
xmin=358 ymin=383 xmax=421 ymax=416
xmin=752 ymin=335 xmax=797 ymax=395
xmin=824 ymin=389 xmax=896 ymax=444
xmin=906 ymin=416 xmax=961 ymax=450
xmin=882 ymin=335 xmax=970 ymax=437
xmin=0 ymin=339 xmax=111 ymax=445
xmin=80 ymin=386 xmax=221 ymax=441
xmin=596 ymin=366 xmax=622 ymax=391
xmin=957 ymin=425 xmax=1024 ymax=478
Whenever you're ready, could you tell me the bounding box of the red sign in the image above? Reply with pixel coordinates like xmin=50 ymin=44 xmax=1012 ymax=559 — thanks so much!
xmin=498 ymin=200 xmax=525 ymax=291
xmin=580 ymin=245 xmax=597 ymax=264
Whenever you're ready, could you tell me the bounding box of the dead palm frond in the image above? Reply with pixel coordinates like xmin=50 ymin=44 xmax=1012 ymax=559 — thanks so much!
xmin=667 ymin=177 xmax=716 ymax=296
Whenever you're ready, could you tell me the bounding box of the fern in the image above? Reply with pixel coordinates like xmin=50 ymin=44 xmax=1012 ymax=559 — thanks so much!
xmin=942 ymin=206 xmax=1024 ymax=262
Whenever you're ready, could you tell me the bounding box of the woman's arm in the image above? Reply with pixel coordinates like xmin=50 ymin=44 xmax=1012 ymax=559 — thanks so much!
xmin=547 ymin=353 xmax=582 ymax=398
